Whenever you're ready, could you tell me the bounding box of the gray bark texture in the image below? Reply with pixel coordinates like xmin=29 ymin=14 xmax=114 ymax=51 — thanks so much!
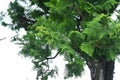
xmin=87 ymin=61 xmax=114 ymax=80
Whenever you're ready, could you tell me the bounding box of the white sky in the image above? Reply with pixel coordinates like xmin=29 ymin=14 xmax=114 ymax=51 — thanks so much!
xmin=0 ymin=0 xmax=120 ymax=80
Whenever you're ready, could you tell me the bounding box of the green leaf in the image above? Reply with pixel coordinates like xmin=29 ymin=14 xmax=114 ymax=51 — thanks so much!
xmin=80 ymin=43 xmax=94 ymax=57
xmin=107 ymin=50 xmax=116 ymax=61
xmin=99 ymin=31 xmax=107 ymax=39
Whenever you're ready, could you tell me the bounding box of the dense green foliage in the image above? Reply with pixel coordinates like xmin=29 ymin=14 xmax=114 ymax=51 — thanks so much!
xmin=3 ymin=0 xmax=120 ymax=80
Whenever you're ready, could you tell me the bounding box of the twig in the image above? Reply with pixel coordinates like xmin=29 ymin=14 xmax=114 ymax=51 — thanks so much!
xmin=0 ymin=37 xmax=6 ymax=41
xmin=46 ymin=51 xmax=60 ymax=60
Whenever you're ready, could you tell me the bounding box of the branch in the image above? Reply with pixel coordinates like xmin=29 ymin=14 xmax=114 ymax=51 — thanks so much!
xmin=46 ymin=51 xmax=60 ymax=60
xmin=35 ymin=51 xmax=60 ymax=64
xmin=0 ymin=37 xmax=6 ymax=41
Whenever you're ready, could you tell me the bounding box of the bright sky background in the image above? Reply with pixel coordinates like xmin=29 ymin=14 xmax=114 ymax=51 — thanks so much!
xmin=0 ymin=0 xmax=120 ymax=80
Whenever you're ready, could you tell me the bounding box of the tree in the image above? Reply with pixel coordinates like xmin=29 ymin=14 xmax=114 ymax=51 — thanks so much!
xmin=3 ymin=0 xmax=120 ymax=80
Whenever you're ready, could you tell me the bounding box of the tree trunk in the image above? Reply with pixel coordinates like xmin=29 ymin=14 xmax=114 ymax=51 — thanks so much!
xmin=87 ymin=61 xmax=114 ymax=80
xmin=104 ymin=61 xmax=114 ymax=80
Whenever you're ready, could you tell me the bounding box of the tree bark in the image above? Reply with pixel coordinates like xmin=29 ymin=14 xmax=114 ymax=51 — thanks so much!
xmin=87 ymin=61 xmax=114 ymax=80
xmin=104 ymin=61 xmax=114 ymax=80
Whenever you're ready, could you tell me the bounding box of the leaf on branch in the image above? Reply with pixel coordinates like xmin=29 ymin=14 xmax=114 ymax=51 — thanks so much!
xmin=80 ymin=43 xmax=94 ymax=57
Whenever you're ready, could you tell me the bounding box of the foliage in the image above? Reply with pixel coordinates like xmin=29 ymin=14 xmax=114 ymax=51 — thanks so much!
xmin=4 ymin=0 xmax=120 ymax=80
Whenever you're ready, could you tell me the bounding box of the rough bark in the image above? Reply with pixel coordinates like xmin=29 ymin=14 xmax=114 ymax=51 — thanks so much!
xmin=87 ymin=61 xmax=114 ymax=80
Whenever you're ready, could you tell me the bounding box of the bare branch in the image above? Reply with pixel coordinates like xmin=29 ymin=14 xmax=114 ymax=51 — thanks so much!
xmin=0 ymin=37 xmax=6 ymax=41
xmin=46 ymin=51 xmax=60 ymax=60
